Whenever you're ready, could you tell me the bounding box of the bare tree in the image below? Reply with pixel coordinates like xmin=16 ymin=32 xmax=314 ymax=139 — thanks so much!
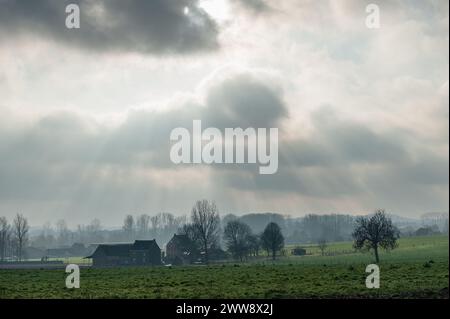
xmin=13 ymin=214 xmax=29 ymax=261
xmin=136 ymin=214 xmax=150 ymax=238
xmin=161 ymin=212 xmax=175 ymax=229
xmin=180 ymin=223 xmax=198 ymax=242
xmin=56 ymin=219 xmax=70 ymax=246
xmin=76 ymin=224 xmax=87 ymax=243
xmin=0 ymin=217 xmax=10 ymax=261
xmin=122 ymin=215 xmax=135 ymax=241
xmin=87 ymin=219 xmax=103 ymax=242
xmin=34 ymin=222 xmax=55 ymax=248
xmin=150 ymin=214 xmax=161 ymax=238
xmin=191 ymin=200 xmax=220 ymax=264
xmin=318 ymin=239 xmax=328 ymax=256
xmin=352 ymin=209 xmax=399 ymax=263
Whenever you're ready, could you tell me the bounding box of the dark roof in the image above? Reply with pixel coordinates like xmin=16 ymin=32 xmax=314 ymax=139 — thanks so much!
xmin=86 ymin=244 xmax=133 ymax=258
xmin=86 ymin=240 xmax=160 ymax=258
xmin=167 ymin=234 xmax=194 ymax=248
xmin=168 ymin=234 xmax=187 ymax=243
xmin=132 ymin=240 xmax=160 ymax=250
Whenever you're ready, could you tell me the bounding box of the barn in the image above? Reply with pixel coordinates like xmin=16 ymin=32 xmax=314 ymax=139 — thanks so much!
xmin=86 ymin=240 xmax=161 ymax=267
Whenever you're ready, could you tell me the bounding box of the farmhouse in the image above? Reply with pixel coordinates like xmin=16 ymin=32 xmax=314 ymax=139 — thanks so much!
xmin=86 ymin=240 xmax=162 ymax=267
xmin=165 ymin=234 xmax=197 ymax=265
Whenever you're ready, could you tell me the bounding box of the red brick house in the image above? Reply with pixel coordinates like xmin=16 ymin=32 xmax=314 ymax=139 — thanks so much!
xmin=165 ymin=234 xmax=197 ymax=265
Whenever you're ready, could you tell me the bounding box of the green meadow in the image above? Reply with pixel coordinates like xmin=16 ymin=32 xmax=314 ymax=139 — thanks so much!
xmin=0 ymin=235 xmax=448 ymax=299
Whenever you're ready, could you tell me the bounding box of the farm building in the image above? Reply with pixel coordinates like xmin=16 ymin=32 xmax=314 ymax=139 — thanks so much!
xmin=165 ymin=234 xmax=198 ymax=265
xmin=86 ymin=240 xmax=162 ymax=267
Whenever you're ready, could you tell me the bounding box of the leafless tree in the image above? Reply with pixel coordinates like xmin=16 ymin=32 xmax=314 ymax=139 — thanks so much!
xmin=123 ymin=215 xmax=135 ymax=240
xmin=87 ymin=219 xmax=103 ymax=242
xmin=149 ymin=212 xmax=187 ymax=244
xmin=180 ymin=223 xmax=199 ymax=243
xmin=136 ymin=214 xmax=150 ymax=238
xmin=56 ymin=219 xmax=70 ymax=246
xmin=13 ymin=214 xmax=29 ymax=261
xmin=150 ymin=214 xmax=160 ymax=238
xmin=33 ymin=222 xmax=55 ymax=248
xmin=0 ymin=217 xmax=10 ymax=261
xmin=191 ymin=200 xmax=220 ymax=264
xmin=318 ymin=239 xmax=328 ymax=256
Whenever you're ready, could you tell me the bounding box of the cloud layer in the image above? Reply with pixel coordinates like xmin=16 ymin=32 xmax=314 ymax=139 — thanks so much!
xmin=0 ymin=0 xmax=448 ymax=226
xmin=0 ymin=0 xmax=219 ymax=54
xmin=0 ymin=71 xmax=447 ymax=224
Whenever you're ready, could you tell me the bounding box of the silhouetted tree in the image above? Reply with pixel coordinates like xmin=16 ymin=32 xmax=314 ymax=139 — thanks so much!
xmin=13 ymin=214 xmax=29 ymax=261
xmin=136 ymin=214 xmax=150 ymax=238
xmin=0 ymin=217 xmax=10 ymax=261
xmin=87 ymin=219 xmax=103 ymax=242
xmin=34 ymin=222 xmax=55 ymax=248
xmin=122 ymin=215 xmax=135 ymax=240
xmin=191 ymin=200 xmax=220 ymax=264
xmin=318 ymin=239 xmax=327 ymax=256
xmin=223 ymin=220 xmax=252 ymax=261
xmin=352 ymin=209 xmax=399 ymax=263
xmin=247 ymin=234 xmax=261 ymax=257
xmin=56 ymin=219 xmax=70 ymax=246
xmin=149 ymin=213 xmax=186 ymax=244
xmin=261 ymin=222 xmax=284 ymax=260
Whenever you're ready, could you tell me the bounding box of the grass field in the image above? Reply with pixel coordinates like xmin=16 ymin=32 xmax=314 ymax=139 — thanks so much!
xmin=0 ymin=235 xmax=448 ymax=299
xmin=281 ymin=235 xmax=450 ymax=265
xmin=48 ymin=257 xmax=92 ymax=265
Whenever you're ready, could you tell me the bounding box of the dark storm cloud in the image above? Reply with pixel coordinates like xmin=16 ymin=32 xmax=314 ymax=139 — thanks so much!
xmin=0 ymin=72 xmax=447 ymax=217
xmin=231 ymin=0 xmax=272 ymax=13
xmin=204 ymin=74 xmax=287 ymax=129
xmin=0 ymin=0 xmax=218 ymax=54
xmin=71 ymin=73 xmax=288 ymax=167
xmin=0 ymin=73 xmax=288 ymax=201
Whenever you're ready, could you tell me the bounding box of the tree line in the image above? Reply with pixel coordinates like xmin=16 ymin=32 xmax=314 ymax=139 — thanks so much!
xmin=0 ymin=201 xmax=287 ymax=263
xmin=0 ymin=214 xmax=29 ymax=262
xmin=179 ymin=203 xmax=401 ymax=264
xmin=0 ymin=201 xmax=445 ymax=263
xmin=178 ymin=200 xmax=285 ymax=263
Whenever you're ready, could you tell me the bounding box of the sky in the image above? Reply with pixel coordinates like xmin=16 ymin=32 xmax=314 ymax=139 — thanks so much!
xmin=0 ymin=0 xmax=448 ymax=227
